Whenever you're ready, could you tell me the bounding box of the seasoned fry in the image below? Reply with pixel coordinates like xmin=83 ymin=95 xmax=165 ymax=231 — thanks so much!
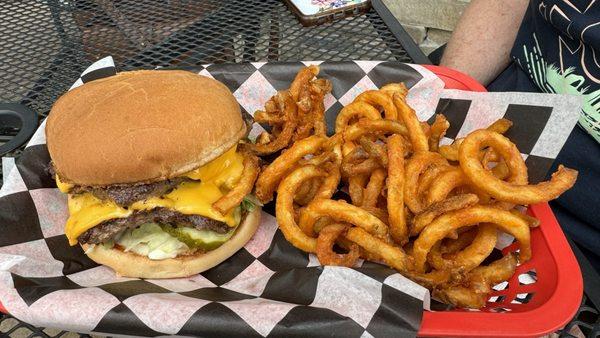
xmin=254 ymin=110 xmax=285 ymax=125
xmin=335 ymin=101 xmax=382 ymax=133
xmin=299 ymin=199 xmax=388 ymax=237
xmin=362 ymin=168 xmax=386 ymax=208
xmin=342 ymin=157 xmax=382 ymax=177
xmin=256 ymin=131 xmax=272 ymax=145
xmin=299 ymin=151 xmax=335 ymax=167
xmin=436 ymin=253 xmax=519 ymax=308
xmin=294 ymin=177 xmax=313 ymax=202
xmin=348 ymin=174 xmax=368 ymax=205
xmin=312 ymin=216 xmax=335 ymax=234
xmin=361 ymin=206 xmax=389 ymax=224
xmin=345 ymin=227 xmax=412 ymax=272
xmin=433 ymin=286 xmax=488 ymax=309
xmin=412 ymin=206 xmax=531 ymax=272
xmin=416 ymin=165 xmax=451 ymax=201
xmin=340 ymin=142 xmax=379 ymax=177
xmin=429 ymin=114 xmax=450 ymax=151
xmin=459 ymin=130 xmax=578 ymax=204
xmin=393 ymin=93 xmax=429 ymax=152
xmin=359 ymin=136 xmax=388 ymax=167
xmin=213 ymin=152 xmax=260 ymax=214
xmin=486 ymin=118 xmax=513 ymax=134
xmin=404 ymin=151 xmax=449 ymax=213
xmin=425 ymin=167 xmax=470 ymax=206
xmin=252 ymin=65 xmax=331 ymax=154
xmin=315 ymin=164 xmax=342 ymax=201
xmin=438 ymin=119 xmax=511 ymax=164
xmin=275 ymin=165 xmax=325 ymax=253
xmin=342 ymin=143 xmax=367 ymax=161
xmin=255 ymin=135 xmax=326 ymax=203
xmin=428 ymin=223 xmax=497 ymax=272
xmin=290 ymin=72 xmax=331 ymax=141
xmin=316 ymin=223 xmax=360 ymax=267
xmin=294 ymin=177 xmax=321 ymax=205
xmin=438 ymin=138 xmax=463 ymax=161
xmin=315 ymin=144 xmax=342 ymax=199
xmin=289 ymin=65 xmax=319 ymax=101
xmin=308 ymin=78 xmax=330 ymax=137
xmin=405 ymin=269 xmax=452 ymax=289
xmin=441 ymin=228 xmax=478 ymax=254
xmin=381 ymin=82 xmax=408 ymax=98
xmin=468 ymin=252 xmax=518 ymax=293
xmin=411 ymin=194 xmax=480 ymax=236
xmin=311 ymin=77 xmax=332 ymax=93
xmin=249 ymin=91 xmax=298 ymax=155
xmin=356 ymin=90 xmax=399 ymax=120
xmin=344 ymin=119 xmax=408 ymax=142
xmin=387 ymin=134 xmax=408 ymax=244
xmin=510 ymin=209 xmax=541 ymax=228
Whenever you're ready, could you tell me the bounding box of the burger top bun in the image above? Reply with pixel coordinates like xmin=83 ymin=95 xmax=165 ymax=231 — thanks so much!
xmin=46 ymin=70 xmax=246 ymax=186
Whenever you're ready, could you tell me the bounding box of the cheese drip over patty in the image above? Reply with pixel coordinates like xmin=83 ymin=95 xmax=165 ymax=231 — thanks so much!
xmin=59 ymin=146 xmax=245 ymax=245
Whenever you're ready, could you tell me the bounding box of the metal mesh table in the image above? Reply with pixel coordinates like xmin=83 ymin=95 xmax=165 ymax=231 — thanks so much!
xmin=0 ymin=0 xmax=423 ymax=120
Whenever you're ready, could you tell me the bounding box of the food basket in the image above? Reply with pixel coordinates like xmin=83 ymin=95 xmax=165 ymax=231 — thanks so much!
xmin=0 ymin=64 xmax=583 ymax=338
xmin=418 ymin=65 xmax=583 ymax=338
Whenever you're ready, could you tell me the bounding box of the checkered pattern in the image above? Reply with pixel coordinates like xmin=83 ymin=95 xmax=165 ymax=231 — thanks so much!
xmin=0 ymin=57 xmax=582 ymax=337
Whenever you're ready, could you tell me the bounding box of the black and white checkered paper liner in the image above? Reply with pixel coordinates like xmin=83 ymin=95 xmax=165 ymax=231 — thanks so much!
xmin=0 ymin=57 xmax=581 ymax=337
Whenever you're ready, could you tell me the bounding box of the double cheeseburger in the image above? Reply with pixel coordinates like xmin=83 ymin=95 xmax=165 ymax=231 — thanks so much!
xmin=46 ymin=70 xmax=261 ymax=278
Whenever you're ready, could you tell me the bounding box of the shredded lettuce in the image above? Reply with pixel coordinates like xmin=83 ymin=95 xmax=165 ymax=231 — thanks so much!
xmin=114 ymin=222 xmax=238 ymax=260
xmin=102 ymin=240 xmax=114 ymax=250
xmin=241 ymin=194 xmax=262 ymax=212
xmin=115 ymin=223 xmax=189 ymax=260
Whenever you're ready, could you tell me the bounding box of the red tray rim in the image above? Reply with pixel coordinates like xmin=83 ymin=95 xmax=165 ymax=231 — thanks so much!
xmin=418 ymin=65 xmax=583 ymax=337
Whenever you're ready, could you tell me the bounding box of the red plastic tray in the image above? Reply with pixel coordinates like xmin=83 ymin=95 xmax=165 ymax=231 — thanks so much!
xmin=419 ymin=65 xmax=583 ymax=337
xmin=0 ymin=66 xmax=583 ymax=338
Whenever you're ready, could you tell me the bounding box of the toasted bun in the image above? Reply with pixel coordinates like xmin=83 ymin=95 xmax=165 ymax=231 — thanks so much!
xmin=46 ymin=70 xmax=246 ymax=186
xmin=81 ymin=207 xmax=261 ymax=278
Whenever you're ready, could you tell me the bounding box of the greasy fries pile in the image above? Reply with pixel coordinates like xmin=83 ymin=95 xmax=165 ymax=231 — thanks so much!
xmin=247 ymin=66 xmax=578 ymax=309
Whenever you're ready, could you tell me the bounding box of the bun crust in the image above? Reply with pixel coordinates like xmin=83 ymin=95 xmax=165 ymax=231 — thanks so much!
xmin=81 ymin=208 xmax=261 ymax=278
xmin=46 ymin=70 xmax=246 ymax=186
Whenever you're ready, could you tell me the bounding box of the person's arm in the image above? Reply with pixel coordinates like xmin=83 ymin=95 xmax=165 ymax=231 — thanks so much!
xmin=440 ymin=0 xmax=529 ymax=86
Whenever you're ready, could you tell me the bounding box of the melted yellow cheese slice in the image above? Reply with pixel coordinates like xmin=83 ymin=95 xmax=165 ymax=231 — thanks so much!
xmin=55 ymin=175 xmax=74 ymax=193
xmin=64 ymin=146 xmax=244 ymax=245
xmin=65 ymin=194 xmax=132 ymax=245
xmin=183 ymin=146 xmax=244 ymax=189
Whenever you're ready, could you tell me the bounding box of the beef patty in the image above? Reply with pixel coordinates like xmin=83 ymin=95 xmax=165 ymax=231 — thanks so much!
xmin=71 ymin=177 xmax=191 ymax=206
xmin=78 ymin=207 xmax=230 ymax=244
xmin=49 ymin=163 xmax=196 ymax=206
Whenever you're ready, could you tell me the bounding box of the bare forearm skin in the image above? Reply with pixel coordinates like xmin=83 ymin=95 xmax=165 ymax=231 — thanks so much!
xmin=441 ymin=0 xmax=529 ymax=86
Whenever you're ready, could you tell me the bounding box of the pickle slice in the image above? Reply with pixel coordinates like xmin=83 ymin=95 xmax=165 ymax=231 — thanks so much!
xmin=162 ymin=226 xmax=235 ymax=252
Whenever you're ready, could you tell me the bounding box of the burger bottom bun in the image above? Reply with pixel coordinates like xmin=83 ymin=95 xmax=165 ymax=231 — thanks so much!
xmin=81 ymin=207 xmax=261 ymax=278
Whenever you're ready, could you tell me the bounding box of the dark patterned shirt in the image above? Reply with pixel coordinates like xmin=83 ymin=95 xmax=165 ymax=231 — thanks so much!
xmin=512 ymin=0 xmax=600 ymax=143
